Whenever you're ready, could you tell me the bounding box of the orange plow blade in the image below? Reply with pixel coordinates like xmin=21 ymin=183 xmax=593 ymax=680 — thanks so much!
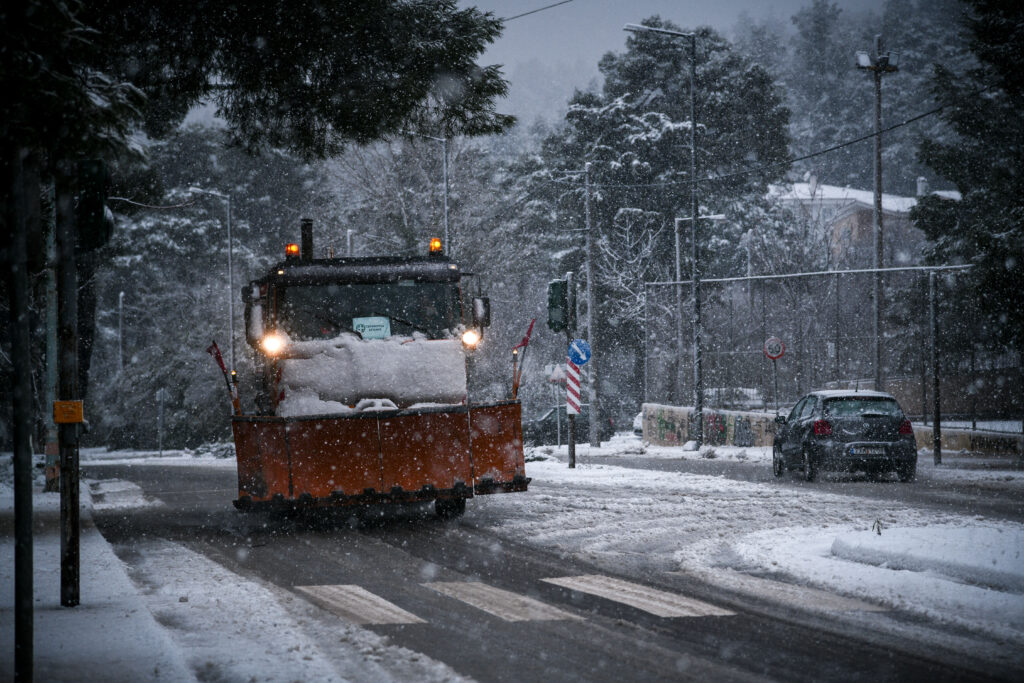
xmin=232 ymin=401 xmax=528 ymax=510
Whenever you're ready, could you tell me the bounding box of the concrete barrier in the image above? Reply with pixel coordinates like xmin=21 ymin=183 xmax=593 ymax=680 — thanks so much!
xmin=641 ymin=403 xmax=776 ymax=448
xmin=912 ymin=425 xmax=1022 ymax=457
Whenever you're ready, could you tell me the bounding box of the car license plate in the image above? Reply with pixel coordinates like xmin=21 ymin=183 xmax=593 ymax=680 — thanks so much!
xmin=851 ymin=446 xmax=885 ymax=456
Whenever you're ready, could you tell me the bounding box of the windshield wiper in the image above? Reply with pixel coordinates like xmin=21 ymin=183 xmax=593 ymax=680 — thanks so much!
xmin=313 ymin=312 xmax=362 ymax=338
xmin=375 ymin=312 xmax=431 ymax=336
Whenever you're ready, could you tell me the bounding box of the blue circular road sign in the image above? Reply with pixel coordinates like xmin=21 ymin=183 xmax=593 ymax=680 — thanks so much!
xmin=568 ymin=338 xmax=591 ymax=365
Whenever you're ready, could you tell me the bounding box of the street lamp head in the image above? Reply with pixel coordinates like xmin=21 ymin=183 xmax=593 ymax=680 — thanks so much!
xmin=623 ymin=23 xmax=694 ymax=39
xmin=886 ymin=50 xmax=900 ymax=70
xmin=189 ymin=186 xmax=228 ymax=199
xmin=855 ymin=51 xmax=873 ymax=69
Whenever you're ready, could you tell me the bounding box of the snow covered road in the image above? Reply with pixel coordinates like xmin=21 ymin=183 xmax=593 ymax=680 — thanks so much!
xmin=7 ymin=437 xmax=1022 ymax=681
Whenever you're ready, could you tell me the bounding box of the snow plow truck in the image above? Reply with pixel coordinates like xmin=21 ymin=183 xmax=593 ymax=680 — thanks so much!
xmin=231 ymin=220 xmax=528 ymax=517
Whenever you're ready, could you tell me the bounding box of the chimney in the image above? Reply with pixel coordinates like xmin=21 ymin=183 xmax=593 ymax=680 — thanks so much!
xmin=916 ymin=176 xmax=929 ymax=197
xmin=300 ymin=218 xmax=313 ymax=260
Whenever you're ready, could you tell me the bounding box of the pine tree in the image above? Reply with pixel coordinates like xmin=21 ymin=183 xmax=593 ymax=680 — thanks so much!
xmin=912 ymin=0 xmax=1024 ymax=349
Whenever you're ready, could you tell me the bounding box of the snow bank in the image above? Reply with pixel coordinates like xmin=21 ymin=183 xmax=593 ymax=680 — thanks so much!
xmin=830 ymin=525 xmax=1024 ymax=593
xmin=729 ymin=523 xmax=1024 ymax=643
xmin=278 ymin=333 xmax=466 ymax=414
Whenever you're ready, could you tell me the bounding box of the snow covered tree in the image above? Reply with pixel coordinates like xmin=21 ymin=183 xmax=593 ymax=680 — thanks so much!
xmin=912 ymin=0 xmax=1024 ymax=350
xmin=80 ymin=0 xmax=514 ymax=157
xmin=513 ymin=16 xmax=791 ymax=417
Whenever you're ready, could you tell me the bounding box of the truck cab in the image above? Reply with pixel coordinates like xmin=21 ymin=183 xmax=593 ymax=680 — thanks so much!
xmin=230 ymin=224 xmax=525 ymax=516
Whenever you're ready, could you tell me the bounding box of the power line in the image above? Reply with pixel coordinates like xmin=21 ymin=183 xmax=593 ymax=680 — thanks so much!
xmin=109 ymin=196 xmax=199 ymax=210
xmin=534 ymin=87 xmax=988 ymax=191
xmin=501 ymin=0 xmax=574 ymax=22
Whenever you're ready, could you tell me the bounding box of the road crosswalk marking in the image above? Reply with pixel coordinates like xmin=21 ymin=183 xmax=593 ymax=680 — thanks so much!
xmin=295 ymin=585 xmax=425 ymax=625
xmin=423 ymin=581 xmax=584 ymax=622
xmin=541 ymin=575 xmax=735 ymax=618
xmin=674 ymin=569 xmax=887 ymax=613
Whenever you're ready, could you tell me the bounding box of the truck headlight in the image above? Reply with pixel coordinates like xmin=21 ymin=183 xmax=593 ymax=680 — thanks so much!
xmin=261 ymin=332 xmax=286 ymax=355
xmin=461 ymin=329 xmax=481 ymax=349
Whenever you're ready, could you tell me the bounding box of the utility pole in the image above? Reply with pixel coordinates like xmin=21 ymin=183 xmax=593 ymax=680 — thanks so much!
xmin=118 ymin=291 xmax=125 ymax=372
xmin=673 ymin=217 xmax=685 ymax=404
xmin=625 ymin=22 xmax=703 ymax=447
xmin=584 ymin=162 xmax=601 ymax=448
xmin=8 ymin=146 xmax=37 ymax=682
xmin=687 ymin=30 xmax=703 ymax=449
xmin=55 ymin=159 xmax=81 ymax=607
xmin=44 ymin=183 xmax=60 ymax=493
xmin=856 ymin=35 xmax=899 ymax=392
xmin=930 ymin=271 xmax=942 ymax=464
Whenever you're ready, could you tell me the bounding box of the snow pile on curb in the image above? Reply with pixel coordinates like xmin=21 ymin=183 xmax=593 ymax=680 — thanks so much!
xmin=831 ymin=525 xmax=1024 ymax=593
xmin=729 ymin=523 xmax=1024 ymax=643
xmin=529 ymin=434 xmax=772 ymax=464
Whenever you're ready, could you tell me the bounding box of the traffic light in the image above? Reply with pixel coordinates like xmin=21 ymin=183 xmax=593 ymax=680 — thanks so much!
xmin=75 ymin=159 xmax=113 ymax=253
xmin=547 ymin=279 xmax=568 ymax=333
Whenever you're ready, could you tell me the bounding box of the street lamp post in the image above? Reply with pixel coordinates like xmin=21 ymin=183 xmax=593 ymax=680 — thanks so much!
xmin=188 ymin=186 xmax=235 ymax=372
xmin=856 ymin=35 xmax=899 ymax=392
xmin=118 ymin=291 xmax=125 ymax=373
xmin=624 ymin=22 xmax=706 ymax=447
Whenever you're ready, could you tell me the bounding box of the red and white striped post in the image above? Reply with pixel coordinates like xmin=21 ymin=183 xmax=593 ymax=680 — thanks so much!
xmin=566 ymin=358 xmax=582 ymax=416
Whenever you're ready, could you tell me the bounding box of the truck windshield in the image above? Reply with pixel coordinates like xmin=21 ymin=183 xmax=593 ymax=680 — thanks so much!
xmin=277 ymin=281 xmax=460 ymax=340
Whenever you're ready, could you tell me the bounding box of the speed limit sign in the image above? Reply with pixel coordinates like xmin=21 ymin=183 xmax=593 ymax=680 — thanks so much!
xmin=764 ymin=336 xmax=785 ymax=360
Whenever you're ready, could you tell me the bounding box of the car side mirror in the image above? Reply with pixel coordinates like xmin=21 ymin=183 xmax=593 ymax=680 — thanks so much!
xmin=774 ymin=415 xmax=786 ymax=425
xmin=472 ymin=297 xmax=491 ymax=329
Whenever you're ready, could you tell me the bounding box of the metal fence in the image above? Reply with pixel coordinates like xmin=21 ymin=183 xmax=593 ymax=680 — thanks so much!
xmin=643 ymin=266 xmax=1023 ymax=429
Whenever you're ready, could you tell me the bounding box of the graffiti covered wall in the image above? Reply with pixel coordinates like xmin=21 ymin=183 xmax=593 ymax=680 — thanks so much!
xmin=641 ymin=403 xmax=776 ymax=448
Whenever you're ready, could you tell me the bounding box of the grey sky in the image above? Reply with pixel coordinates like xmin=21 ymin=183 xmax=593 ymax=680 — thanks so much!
xmin=461 ymin=0 xmax=886 ymax=122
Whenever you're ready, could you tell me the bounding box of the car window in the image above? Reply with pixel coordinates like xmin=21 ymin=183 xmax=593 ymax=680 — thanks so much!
xmin=787 ymin=398 xmax=806 ymax=422
xmin=823 ymin=397 xmax=902 ymax=417
xmin=799 ymin=397 xmax=817 ymax=420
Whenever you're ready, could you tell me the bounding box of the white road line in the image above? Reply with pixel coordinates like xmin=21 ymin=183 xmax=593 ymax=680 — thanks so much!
xmin=674 ymin=569 xmax=887 ymax=613
xmin=541 ymin=575 xmax=734 ymax=618
xmin=295 ymin=585 xmax=425 ymax=625
xmin=423 ymin=582 xmax=583 ymax=622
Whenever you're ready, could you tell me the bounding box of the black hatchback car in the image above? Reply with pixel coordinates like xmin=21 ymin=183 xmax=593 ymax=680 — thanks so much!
xmin=772 ymin=390 xmax=917 ymax=482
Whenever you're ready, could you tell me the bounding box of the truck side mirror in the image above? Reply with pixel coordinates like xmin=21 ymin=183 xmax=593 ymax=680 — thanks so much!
xmin=774 ymin=415 xmax=786 ymax=425
xmin=243 ymin=284 xmax=265 ymax=347
xmin=472 ymin=297 xmax=491 ymax=329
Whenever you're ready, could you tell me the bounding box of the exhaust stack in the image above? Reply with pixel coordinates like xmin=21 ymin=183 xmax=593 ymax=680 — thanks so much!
xmin=300 ymin=218 xmax=313 ymax=260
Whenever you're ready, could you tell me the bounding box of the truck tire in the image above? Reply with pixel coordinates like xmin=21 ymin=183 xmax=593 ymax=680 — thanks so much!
xmin=435 ymin=498 xmax=466 ymax=519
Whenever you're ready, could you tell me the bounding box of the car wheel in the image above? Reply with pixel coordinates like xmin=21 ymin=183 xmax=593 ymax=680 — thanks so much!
xmin=802 ymin=448 xmax=818 ymax=482
xmin=435 ymin=497 xmax=466 ymax=519
xmin=772 ymin=446 xmax=785 ymax=478
xmin=897 ymin=461 xmax=916 ymax=483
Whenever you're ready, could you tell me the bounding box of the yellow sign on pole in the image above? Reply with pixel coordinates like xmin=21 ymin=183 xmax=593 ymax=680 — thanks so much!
xmin=53 ymin=400 xmax=84 ymax=424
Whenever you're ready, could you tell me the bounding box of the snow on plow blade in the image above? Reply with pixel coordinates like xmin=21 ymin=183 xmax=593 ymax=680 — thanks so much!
xmin=231 ymin=401 xmax=528 ymax=510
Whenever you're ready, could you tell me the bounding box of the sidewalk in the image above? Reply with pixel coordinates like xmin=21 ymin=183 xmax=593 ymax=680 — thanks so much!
xmin=0 ymin=484 xmax=194 ymax=682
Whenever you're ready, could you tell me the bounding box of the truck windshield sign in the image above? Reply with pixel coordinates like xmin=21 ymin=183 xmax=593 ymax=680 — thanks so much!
xmin=353 ymin=316 xmax=391 ymax=339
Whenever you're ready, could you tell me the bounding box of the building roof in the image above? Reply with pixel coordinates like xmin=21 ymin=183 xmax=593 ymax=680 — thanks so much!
xmin=769 ymin=182 xmax=961 ymax=217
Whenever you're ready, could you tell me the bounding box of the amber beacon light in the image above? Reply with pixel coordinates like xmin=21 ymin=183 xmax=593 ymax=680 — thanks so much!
xmin=285 ymin=242 xmax=300 ymax=259
xmin=429 ymin=237 xmax=443 ymax=253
